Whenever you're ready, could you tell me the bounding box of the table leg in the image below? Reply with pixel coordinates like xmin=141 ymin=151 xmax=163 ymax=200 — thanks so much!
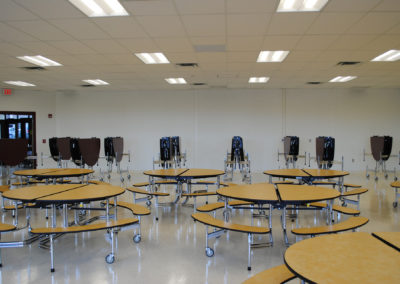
xmin=52 ymin=204 xmax=56 ymax=228
xmin=282 ymin=206 xmax=289 ymax=246
xmin=63 ymin=204 xmax=68 ymax=227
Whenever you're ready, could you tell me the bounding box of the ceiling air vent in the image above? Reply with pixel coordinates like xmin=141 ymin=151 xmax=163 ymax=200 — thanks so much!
xmin=306 ymin=82 xmax=322 ymax=85
xmin=176 ymin=63 xmax=198 ymax=67
xmin=191 ymin=83 xmax=206 ymax=86
xmin=21 ymin=66 xmax=45 ymax=71
xmin=337 ymin=61 xmax=361 ymax=66
xmin=80 ymin=84 xmax=95 ymax=87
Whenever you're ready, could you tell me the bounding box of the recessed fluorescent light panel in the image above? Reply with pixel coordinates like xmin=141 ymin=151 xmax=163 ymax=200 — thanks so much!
xmin=4 ymin=81 xmax=36 ymax=87
xmin=135 ymin=53 xmax=170 ymax=64
xmin=277 ymin=0 xmax=329 ymax=12
xmin=257 ymin=51 xmax=289 ymax=62
xmin=82 ymin=79 xmax=109 ymax=85
xmin=329 ymin=76 xmax=357 ymax=83
xmin=371 ymin=50 xmax=400 ymax=62
xmin=249 ymin=77 xmax=270 ymax=83
xmin=165 ymin=78 xmax=187 ymax=85
xmin=69 ymin=0 xmax=128 ymax=17
xmin=17 ymin=55 xmax=62 ymax=67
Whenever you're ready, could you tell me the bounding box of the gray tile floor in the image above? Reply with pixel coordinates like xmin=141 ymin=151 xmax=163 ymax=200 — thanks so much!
xmin=0 ymin=170 xmax=398 ymax=284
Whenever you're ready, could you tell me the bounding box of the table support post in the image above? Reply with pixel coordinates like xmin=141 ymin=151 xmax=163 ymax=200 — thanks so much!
xmin=14 ymin=202 xmax=18 ymax=227
xmin=269 ymin=205 xmax=273 ymax=245
xmin=52 ymin=204 xmax=56 ymax=228
xmin=63 ymin=204 xmax=68 ymax=227
xmin=106 ymin=199 xmax=110 ymax=223
xmin=114 ymin=197 xmax=117 ymax=220
xmin=282 ymin=206 xmax=289 ymax=246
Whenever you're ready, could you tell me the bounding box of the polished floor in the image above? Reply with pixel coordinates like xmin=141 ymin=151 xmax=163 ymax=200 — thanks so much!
xmin=0 ymin=169 xmax=398 ymax=284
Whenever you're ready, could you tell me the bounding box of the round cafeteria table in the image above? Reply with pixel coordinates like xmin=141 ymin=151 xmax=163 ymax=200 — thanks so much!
xmin=284 ymin=232 xmax=400 ymax=283
xmin=264 ymin=168 xmax=349 ymax=189
xmin=217 ymin=183 xmax=340 ymax=245
xmin=13 ymin=168 xmax=94 ymax=183
xmin=3 ymin=183 xmax=125 ymax=227
xmin=143 ymin=168 xmax=225 ymax=203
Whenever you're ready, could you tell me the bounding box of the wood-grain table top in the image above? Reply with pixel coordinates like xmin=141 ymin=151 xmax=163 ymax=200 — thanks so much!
xmin=3 ymin=184 xmax=83 ymax=202
xmin=263 ymin=169 xmax=310 ymax=178
xmin=217 ymin=183 xmax=279 ymax=203
xmin=143 ymin=168 xmax=224 ymax=179
xmin=263 ymin=169 xmax=349 ymax=179
xmin=390 ymin=181 xmax=400 ymax=188
xmin=372 ymin=232 xmax=400 ymax=251
xmin=277 ymin=184 xmax=340 ymax=204
xmin=14 ymin=168 xmax=94 ymax=178
xmin=216 ymin=183 xmax=339 ymax=204
xmin=2 ymin=184 xmax=124 ymax=204
xmin=38 ymin=184 xmax=125 ymax=203
xmin=284 ymin=232 xmax=400 ymax=284
xmin=302 ymin=169 xmax=349 ymax=178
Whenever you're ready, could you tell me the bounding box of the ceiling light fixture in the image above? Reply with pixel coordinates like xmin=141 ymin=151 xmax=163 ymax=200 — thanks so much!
xmin=82 ymin=79 xmax=109 ymax=85
xmin=329 ymin=76 xmax=357 ymax=83
xmin=257 ymin=51 xmax=289 ymax=62
xmin=277 ymin=0 xmax=329 ymax=12
xmin=4 ymin=81 xmax=36 ymax=87
xmin=371 ymin=50 xmax=400 ymax=62
xmin=17 ymin=55 xmax=62 ymax=67
xmin=135 ymin=53 xmax=170 ymax=64
xmin=165 ymin=78 xmax=187 ymax=85
xmin=249 ymin=77 xmax=270 ymax=83
xmin=68 ymin=0 xmax=128 ymax=17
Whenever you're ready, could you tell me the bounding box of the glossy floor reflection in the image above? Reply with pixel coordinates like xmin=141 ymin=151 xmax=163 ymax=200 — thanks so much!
xmin=0 ymin=171 xmax=398 ymax=284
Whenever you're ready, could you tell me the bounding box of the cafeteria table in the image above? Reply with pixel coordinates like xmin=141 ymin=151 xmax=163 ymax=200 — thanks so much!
xmin=284 ymin=232 xmax=400 ymax=283
xmin=217 ymin=183 xmax=340 ymax=245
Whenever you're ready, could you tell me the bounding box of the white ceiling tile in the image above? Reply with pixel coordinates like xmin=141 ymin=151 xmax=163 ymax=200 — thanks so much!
xmin=307 ymin=13 xmax=364 ymax=34
xmin=0 ymin=23 xmax=37 ymax=42
xmin=154 ymin=37 xmax=194 ymax=52
xmin=0 ymin=43 xmax=30 ymax=56
xmin=324 ymin=0 xmax=381 ymax=12
xmin=295 ymin=35 xmax=339 ymax=50
xmin=136 ymin=15 xmax=186 ymax=37
xmin=197 ymin=52 xmax=226 ymax=63
xmin=15 ymin=0 xmax=84 ymax=19
xmin=227 ymin=37 xmax=263 ymax=51
xmin=123 ymin=1 xmax=177 ymax=15
xmin=73 ymin=54 xmax=115 ymax=65
xmin=227 ymin=14 xmax=271 ymax=36
xmin=81 ymin=39 xmax=128 ymax=53
xmin=328 ymin=35 xmax=377 ymax=50
xmin=387 ymin=23 xmax=400 ymax=34
xmin=8 ymin=20 xmax=72 ymax=41
xmin=362 ymin=34 xmax=400 ymax=51
xmin=347 ymin=12 xmax=400 ymax=34
xmin=50 ymin=19 xmax=110 ymax=40
xmin=227 ymin=52 xmax=258 ymax=63
xmin=226 ymin=0 xmax=277 ymax=13
xmin=47 ymin=40 xmax=96 ymax=55
xmin=262 ymin=35 xmax=301 ymax=50
xmin=174 ymin=0 xmax=225 ymax=14
xmin=0 ymin=0 xmax=38 ymax=21
xmin=92 ymin=17 xmax=147 ymax=38
xmin=190 ymin=37 xmax=226 ymax=45
xmin=117 ymin=38 xmax=159 ymax=53
xmin=164 ymin=52 xmax=198 ymax=63
xmin=181 ymin=15 xmax=225 ymax=37
xmin=267 ymin=13 xmax=318 ymax=35
xmin=286 ymin=50 xmax=323 ymax=61
xmin=13 ymin=41 xmax=67 ymax=55
xmin=104 ymin=54 xmax=143 ymax=65
xmin=373 ymin=0 xmax=400 ymax=11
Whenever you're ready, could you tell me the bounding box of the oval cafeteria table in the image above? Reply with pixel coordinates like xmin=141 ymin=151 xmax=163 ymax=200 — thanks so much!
xmin=284 ymin=232 xmax=400 ymax=283
xmin=3 ymin=183 xmax=125 ymax=227
xmin=13 ymin=168 xmax=94 ymax=183
xmin=143 ymin=168 xmax=225 ymax=203
xmin=217 ymin=183 xmax=340 ymax=245
xmin=264 ymin=169 xmax=349 ymax=186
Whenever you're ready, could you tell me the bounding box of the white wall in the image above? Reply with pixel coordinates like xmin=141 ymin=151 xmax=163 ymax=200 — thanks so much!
xmin=52 ymin=87 xmax=400 ymax=172
xmin=0 ymin=89 xmax=56 ymax=166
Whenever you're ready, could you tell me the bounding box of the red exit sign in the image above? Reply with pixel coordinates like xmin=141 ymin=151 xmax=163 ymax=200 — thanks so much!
xmin=3 ymin=89 xmax=12 ymax=95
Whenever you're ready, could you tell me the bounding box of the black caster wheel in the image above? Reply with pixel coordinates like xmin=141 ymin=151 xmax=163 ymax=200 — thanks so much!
xmin=133 ymin=234 xmax=141 ymax=243
xmin=393 ymin=202 xmax=398 ymax=208
xmin=374 ymin=176 xmax=378 ymax=181
xmin=105 ymin=253 xmax=115 ymax=264
xmin=205 ymin=247 xmax=214 ymax=257
xmin=146 ymin=200 xmax=152 ymax=206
